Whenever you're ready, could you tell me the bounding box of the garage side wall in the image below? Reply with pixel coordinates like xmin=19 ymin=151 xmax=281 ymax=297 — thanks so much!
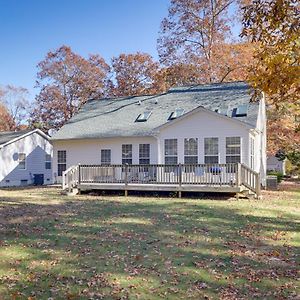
xmin=0 ymin=132 xmax=53 ymax=187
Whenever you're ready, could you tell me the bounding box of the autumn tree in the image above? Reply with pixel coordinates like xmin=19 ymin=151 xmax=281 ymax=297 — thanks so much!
xmin=241 ymin=0 xmax=299 ymax=109
xmin=111 ymin=52 xmax=165 ymax=96
xmin=0 ymin=85 xmax=30 ymax=130
xmin=0 ymin=102 xmax=14 ymax=131
xmin=241 ymin=0 xmax=300 ymax=154
xmin=268 ymin=108 xmax=300 ymax=153
xmin=161 ymin=63 xmax=202 ymax=87
xmin=158 ymin=0 xmax=254 ymax=85
xmin=31 ymin=45 xmax=111 ymax=129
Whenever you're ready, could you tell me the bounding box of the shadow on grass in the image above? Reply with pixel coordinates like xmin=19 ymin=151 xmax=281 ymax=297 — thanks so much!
xmin=83 ymin=188 xmax=239 ymax=200
xmin=0 ymin=193 xmax=299 ymax=299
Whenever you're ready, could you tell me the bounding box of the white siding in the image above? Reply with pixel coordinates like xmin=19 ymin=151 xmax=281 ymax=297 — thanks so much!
xmin=0 ymin=132 xmax=53 ymax=187
xmin=52 ymin=137 xmax=157 ymax=183
xmin=157 ymin=110 xmax=250 ymax=165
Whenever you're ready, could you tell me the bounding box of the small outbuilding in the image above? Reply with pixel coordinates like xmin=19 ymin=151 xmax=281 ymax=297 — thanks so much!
xmin=267 ymin=155 xmax=286 ymax=175
xmin=0 ymin=129 xmax=52 ymax=187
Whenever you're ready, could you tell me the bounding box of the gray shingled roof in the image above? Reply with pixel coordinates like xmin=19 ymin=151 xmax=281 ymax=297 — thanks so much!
xmin=52 ymin=81 xmax=259 ymax=141
xmin=0 ymin=130 xmax=32 ymax=146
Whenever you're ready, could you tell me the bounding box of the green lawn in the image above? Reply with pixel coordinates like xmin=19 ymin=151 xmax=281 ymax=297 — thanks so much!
xmin=0 ymin=187 xmax=299 ymax=299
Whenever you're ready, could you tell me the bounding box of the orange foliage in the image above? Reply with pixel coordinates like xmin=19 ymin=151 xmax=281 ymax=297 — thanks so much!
xmin=111 ymin=52 xmax=165 ymax=97
xmin=0 ymin=103 xmax=15 ymax=131
xmin=158 ymin=0 xmax=254 ymax=84
xmin=32 ymin=45 xmax=111 ymax=129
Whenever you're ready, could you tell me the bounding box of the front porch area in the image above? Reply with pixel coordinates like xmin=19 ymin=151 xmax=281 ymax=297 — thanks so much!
xmin=62 ymin=163 xmax=261 ymax=198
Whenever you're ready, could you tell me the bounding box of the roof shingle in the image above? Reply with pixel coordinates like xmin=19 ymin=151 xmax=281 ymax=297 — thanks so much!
xmin=0 ymin=130 xmax=32 ymax=146
xmin=52 ymin=81 xmax=259 ymax=141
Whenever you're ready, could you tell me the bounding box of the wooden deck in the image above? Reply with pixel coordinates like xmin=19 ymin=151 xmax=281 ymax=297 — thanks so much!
xmin=62 ymin=163 xmax=261 ymax=198
xmin=78 ymin=182 xmax=243 ymax=193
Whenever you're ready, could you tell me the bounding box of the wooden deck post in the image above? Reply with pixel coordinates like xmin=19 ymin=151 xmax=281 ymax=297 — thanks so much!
xmin=255 ymin=173 xmax=261 ymax=199
xmin=236 ymin=163 xmax=241 ymax=187
xmin=124 ymin=164 xmax=128 ymax=197
xmin=235 ymin=163 xmax=241 ymax=200
xmin=178 ymin=163 xmax=182 ymax=198
xmin=78 ymin=164 xmax=81 ymax=186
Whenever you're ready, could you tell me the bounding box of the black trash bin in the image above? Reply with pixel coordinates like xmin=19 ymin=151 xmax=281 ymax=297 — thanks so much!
xmin=33 ymin=174 xmax=44 ymax=186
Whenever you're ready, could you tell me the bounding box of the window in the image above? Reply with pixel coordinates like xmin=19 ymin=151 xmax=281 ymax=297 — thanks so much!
xmin=216 ymin=107 xmax=228 ymax=116
xmin=169 ymin=108 xmax=184 ymax=120
xmin=250 ymin=137 xmax=255 ymax=169
xmin=184 ymin=138 xmax=198 ymax=164
xmin=18 ymin=153 xmax=26 ymax=169
xmin=235 ymin=104 xmax=248 ymax=117
xmin=57 ymin=150 xmax=66 ymax=176
xmin=204 ymin=138 xmax=219 ymax=164
xmin=122 ymin=144 xmax=132 ymax=165
xmin=20 ymin=179 xmax=28 ymax=185
xmin=45 ymin=154 xmax=51 ymax=169
xmin=226 ymin=137 xmax=241 ymax=163
xmin=164 ymin=139 xmax=178 ymax=164
xmin=101 ymin=149 xmax=111 ymax=165
xmin=136 ymin=111 xmax=152 ymax=122
xmin=139 ymin=144 xmax=150 ymax=164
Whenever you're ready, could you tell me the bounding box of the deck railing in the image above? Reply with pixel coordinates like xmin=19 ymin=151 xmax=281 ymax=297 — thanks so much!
xmin=78 ymin=163 xmax=238 ymax=185
xmin=63 ymin=163 xmax=261 ymax=197
xmin=62 ymin=165 xmax=79 ymax=191
xmin=240 ymin=163 xmax=261 ymax=196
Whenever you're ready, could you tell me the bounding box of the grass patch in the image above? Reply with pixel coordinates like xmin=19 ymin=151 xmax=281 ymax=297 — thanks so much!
xmin=0 ymin=187 xmax=299 ymax=299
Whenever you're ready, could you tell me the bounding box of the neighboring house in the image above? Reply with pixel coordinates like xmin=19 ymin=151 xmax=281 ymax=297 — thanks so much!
xmin=52 ymin=81 xmax=267 ymax=196
xmin=0 ymin=129 xmax=53 ymax=187
xmin=267 ymin=155 xmax=286 ymax=175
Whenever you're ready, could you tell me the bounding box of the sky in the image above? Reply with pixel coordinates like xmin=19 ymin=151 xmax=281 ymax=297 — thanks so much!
xmin=0 ymin=0 xmax=170 ymax=101
xmin=0 ymin=0 xmax=241 ymax=102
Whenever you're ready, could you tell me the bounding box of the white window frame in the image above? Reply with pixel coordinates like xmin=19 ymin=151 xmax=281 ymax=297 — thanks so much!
xmin=57 ymin=150 xmax=66 ymax=176
xmin=226 ymin=137 xmax=241 ymax=164
xmin=136 ymin=111 xmax=152 ymax=122
xmin=45 ymin=154 xmax=51 ymax=170
xmin=169 ymin=108 xmax=184 ymax=120
xmin=184 ymin=138 xmax=198 ymax=164
xmin=18 ymin=153 xmax=26 ymax=170
xmin=122 ymin=144 xmax=132 ymax=165
xmin=204 ymin=138 xmax=219 ymax=164
xmin=164 ymin=139 xmax=178 ymax=165
xmin=139 ymin=144 xmax=150 ymax=165
xmin=101 ymin=149 xmax=111 ymax=165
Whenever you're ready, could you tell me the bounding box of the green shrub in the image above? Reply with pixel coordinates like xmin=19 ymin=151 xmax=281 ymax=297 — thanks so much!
xmin=285 ymin=159 xmax=300 ymax=176
xmin=267 ymin=171 xmax=284 ymax=182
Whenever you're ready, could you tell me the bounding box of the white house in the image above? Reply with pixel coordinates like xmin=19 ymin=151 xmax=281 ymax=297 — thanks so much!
xmin=0 ymin=129 xmax=53 ymax=187
xmin=51 ymin=81 xmax=266 ymax=196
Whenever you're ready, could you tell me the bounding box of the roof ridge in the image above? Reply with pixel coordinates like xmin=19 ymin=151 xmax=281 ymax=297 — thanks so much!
xmin=168 ymin=80 xmax=248 ymax=91
xmin=87 ymin=92 xmax=167 ymax=103
xmin=85 ymin=81 xmax=249 ymax=102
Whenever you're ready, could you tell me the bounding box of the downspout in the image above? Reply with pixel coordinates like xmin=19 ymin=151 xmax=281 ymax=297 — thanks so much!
xmin=260 ymin=92 xmax=267 ymax=187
